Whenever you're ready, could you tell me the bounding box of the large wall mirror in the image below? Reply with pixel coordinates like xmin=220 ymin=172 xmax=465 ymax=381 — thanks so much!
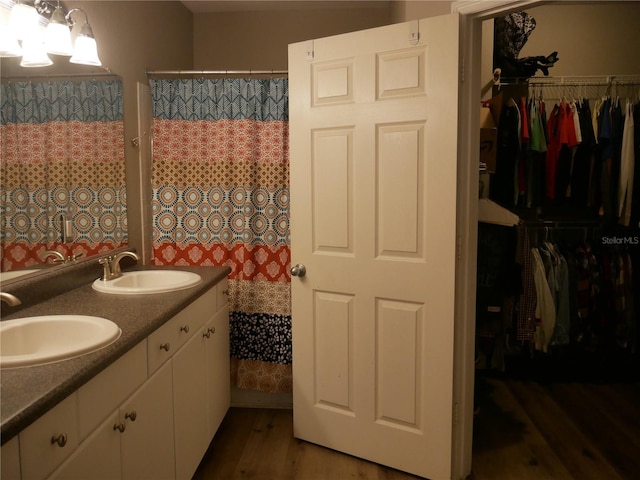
xmin=1 ymin=63 xmax=128 ymax=282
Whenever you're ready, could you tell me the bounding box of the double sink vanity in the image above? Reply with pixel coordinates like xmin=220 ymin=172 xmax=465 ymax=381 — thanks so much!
xmin=0 ymin=251 xmax=231 ymax=480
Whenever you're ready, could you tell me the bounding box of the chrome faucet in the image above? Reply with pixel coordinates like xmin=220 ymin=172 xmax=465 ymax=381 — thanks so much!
xmin=0 ymin=292 xmax=21 ymax=307
xmin=99 ymin=251 xmax=140 ymax=281
xmin=40 ymin=250 xmax=65 ymax=264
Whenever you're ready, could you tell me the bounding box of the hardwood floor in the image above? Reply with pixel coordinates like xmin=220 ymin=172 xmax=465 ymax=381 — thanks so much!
xmin=193 ymin=378 xmax=640 ymax=480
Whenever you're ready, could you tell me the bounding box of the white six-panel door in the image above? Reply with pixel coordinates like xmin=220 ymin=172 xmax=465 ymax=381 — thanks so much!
xmin=289 ymin=13 xmax=460 ymax=480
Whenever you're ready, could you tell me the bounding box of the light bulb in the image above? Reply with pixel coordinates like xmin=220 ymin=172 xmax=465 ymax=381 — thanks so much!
xmin=45 ymin=6 xmax=73 ymax=56
xmin=70 ymin=21 xmax=101 ymax=66
xmin=20 ymin=37 xmax=53 ymax=67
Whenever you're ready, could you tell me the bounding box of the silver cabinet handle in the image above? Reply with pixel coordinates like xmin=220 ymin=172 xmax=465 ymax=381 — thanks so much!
xmin=125 ymin=411 xmax=137 ymax=422
xmin=51 ymin=433 xmax=67 ymax=447
xmin=291 ymin=264 xmax=306 ymax=277
xmin=160 ymin=343 xmax=170 ymax=351
xmin=180 ymin=325 xmax=190 ymax=334
xmin=113 ymin=423 xmax=126 ymax=433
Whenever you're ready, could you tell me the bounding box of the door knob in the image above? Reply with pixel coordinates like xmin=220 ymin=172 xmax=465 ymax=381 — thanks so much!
xmin=290 ymin=264 xmax=306 ymax=278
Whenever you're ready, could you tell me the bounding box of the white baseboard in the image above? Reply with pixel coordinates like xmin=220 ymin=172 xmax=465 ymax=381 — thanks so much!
xmin=230 ymin=386 xmax=293 ymax=409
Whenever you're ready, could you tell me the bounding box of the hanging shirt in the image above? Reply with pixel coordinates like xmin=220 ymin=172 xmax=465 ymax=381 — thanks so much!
xmin=530 ymin=100 xmax=547 ymax=153
xmin=531 ymin=247 xmax=556 ymax=352
xmin=571 ymin=101 xmax=583 ymax=144
xmin=550 ymin=244 xmax=571 ymax=346
xmin=618 ymin=100 xmax=635 ymax=225
xmin=516 ymin=225 xmax=537 ymax=341
xmin=546 ymin=104 xmax=563 ymax=199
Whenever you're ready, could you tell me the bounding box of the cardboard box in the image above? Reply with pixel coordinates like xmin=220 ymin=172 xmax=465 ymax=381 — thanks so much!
xmin=480 ymin=107 xmax=497 ymax=173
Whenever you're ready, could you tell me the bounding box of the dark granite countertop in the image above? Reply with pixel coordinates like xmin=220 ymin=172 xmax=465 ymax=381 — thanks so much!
xmin=0 ymin=264 xmax=230 ymax=444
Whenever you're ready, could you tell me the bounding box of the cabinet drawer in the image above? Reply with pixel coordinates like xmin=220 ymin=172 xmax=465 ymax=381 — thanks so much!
xmin=20 ymin=394 xmax=79 ymax=480
xmin=77 ymin=341 xmax=147 ymax=440
xmin=147 ymin=288 xmax=216 ymax=374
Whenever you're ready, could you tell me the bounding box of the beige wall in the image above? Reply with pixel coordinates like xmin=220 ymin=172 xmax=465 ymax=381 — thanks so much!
xmin=390 ymin=1 xmax=452 ymax=23
xmin=193 ymin=4 xmax=391 ymax=70
xmin=520 ymin=3 xmax=640 ymax=76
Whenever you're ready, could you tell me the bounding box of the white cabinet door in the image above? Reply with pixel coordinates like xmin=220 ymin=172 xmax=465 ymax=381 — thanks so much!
xmin=120 ymin=361 xmax=175 ymax=480
xmin=205 ymin=304 xmax=230 ymax=436
xmin=19 ymin=394 xmax=79 ymax=480
xmin=47 ymin=412 xmax=121 ymax=480
xmin=289 ymin=13 xmax=460 ymax=480
xmin=172 ymin=326 xmax=209 ymax=480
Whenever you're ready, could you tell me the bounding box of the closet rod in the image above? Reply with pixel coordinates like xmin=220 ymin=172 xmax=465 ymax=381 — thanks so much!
xmin=146 ymin=69 xmax=288 ymax=76
xmin=498 ymin=75 xmax=640 ymax=87
xmin=527 ymin=81 xmax=639 ymax=87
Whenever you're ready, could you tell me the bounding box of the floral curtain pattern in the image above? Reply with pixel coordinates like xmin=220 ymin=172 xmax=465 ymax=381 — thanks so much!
xmin=1 ymin=80 xmax=127 ymax=271
xmin=150 ymin=78 xmax=291 ymax=393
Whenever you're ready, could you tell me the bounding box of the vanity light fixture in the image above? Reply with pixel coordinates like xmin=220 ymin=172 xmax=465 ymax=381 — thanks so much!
xmin=0 ymin=0 xmax=101 ymax=67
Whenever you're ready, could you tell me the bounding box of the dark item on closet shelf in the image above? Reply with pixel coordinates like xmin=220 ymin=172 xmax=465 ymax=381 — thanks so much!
xmin=493 ymin=11 xmax=559 ymax=78
xmin=495 ymin=52 xmax=559 ymax=78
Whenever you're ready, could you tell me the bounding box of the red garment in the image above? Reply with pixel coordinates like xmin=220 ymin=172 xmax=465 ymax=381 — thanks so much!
xmin=561 ymin=103 xmax=578 ymax=147
xmin=546 ymin=102 xmax=581 ymax=199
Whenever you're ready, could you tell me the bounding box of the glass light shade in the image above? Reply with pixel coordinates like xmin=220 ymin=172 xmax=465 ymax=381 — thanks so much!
xmin=9 ymin=1 xmax=39 ymax=41
xmin=20 ymin=37 xmax=53 ymax=67
xmin=69 ymin=23 xmax=101 ymax=66
xmin=45 ymin=6 xmax=73 ymax=56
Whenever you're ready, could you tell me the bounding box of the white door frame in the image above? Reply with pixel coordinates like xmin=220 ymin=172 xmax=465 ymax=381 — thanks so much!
xmin=451 ymin=2 xmax=546 ymax=479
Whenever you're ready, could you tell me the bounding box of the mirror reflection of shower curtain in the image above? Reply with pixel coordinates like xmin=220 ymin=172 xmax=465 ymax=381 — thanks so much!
xmin=0 ymin=80 xmax=127 ymax=271
xmin=150 ymin=78 xmax=291 ymax=393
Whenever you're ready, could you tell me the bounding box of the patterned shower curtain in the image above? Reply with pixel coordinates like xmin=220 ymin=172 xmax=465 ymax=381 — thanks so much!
xmin=150 ymin=78 xmax=291 ymax=393
xmin=1 ymin=80 xmax=127 ymax=271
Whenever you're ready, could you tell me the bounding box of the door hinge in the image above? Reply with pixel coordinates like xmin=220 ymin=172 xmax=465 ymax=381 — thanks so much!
xmin=409 ymin=20 xmax=420 ymax=45
xmin=460 ymin=56 xmax=465 ymax=83
xmin=306 ymin=40 xmax=314 ymax=61
xmin=456 ymin=235 xmax=463 ymax=261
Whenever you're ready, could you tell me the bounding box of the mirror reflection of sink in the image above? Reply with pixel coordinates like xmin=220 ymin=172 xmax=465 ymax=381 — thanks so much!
xmin=92 ymin=270 xmax=202 ymax=295
xmin=0 ymin=270 xmax=40 ymax=281
xmin=0 ymin=315 xmax=121 ymax=368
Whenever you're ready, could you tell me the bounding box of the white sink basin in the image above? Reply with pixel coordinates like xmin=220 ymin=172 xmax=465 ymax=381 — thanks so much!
xmin=0 ymin=315 xmax=121 ymax=368
xmin=92 ymin=270 xmax=202 ymax=295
